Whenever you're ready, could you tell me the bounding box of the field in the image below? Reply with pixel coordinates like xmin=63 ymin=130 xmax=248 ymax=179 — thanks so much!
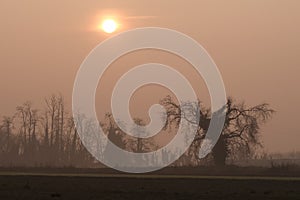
xmin=0 ymin=173 xmax=299 ymax=200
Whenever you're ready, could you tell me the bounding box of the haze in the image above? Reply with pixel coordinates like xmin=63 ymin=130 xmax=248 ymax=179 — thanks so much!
xmin=0 ymin=0 xmax=299 ymax=153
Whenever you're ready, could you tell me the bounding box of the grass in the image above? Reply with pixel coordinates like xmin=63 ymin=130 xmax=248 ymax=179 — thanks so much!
xmin=1 ymin=171 xmax=300 ymax=181
xmin=0 ymin=172 xmax=299 ymax=199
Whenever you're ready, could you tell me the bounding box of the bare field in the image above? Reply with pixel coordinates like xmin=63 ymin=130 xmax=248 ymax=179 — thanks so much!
xmin=0 ymin=174 xmax=299 ymax=200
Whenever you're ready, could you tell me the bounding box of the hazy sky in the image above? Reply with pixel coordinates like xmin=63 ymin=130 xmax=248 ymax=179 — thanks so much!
xmin=0 ymin=0 xmax=299 ymax=152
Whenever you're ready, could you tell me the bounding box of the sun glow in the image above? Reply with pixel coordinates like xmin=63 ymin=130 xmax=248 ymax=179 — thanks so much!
xmin=101 ymin=19 xmax=118 ymax=33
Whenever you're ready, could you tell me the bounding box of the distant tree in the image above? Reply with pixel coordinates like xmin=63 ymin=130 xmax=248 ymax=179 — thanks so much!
xmin=102 ymin=115 xmax=157 ymax=153
xmin=0 ymin=116 xmax=19 ymax=165
xmin=126 ymin=118 xmax=157 ymax=153
xmin=15 ymin=101 xmax=39 ymax=163
xmin=0 ymin=116 xmax=13 ymax=152
xmin=161 ymin=96 xmax=274 ymax=167
xmin=102 ymin=113 xmax=127 ymax=150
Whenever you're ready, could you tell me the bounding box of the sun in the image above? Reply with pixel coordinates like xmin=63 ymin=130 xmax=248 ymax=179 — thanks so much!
xmin=101 ymin=19 xmax=118 ymax=33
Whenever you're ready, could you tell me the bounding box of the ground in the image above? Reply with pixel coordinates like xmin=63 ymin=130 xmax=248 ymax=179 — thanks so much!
xmin=0 ymin=174 xmax=299 ymax=200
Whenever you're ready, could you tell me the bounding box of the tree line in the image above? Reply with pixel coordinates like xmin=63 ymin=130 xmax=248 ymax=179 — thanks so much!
xmin=0 ymin=94 xmax=274 ymax=168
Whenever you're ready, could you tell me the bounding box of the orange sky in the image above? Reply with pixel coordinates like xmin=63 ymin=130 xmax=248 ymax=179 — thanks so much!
xmin=0 ymin=0 xmax=300 ymax=152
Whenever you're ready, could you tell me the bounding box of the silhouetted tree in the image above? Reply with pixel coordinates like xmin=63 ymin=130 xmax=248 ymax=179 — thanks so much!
xmin=0 ymin=94 xmax=103 ymax=168
xmin=125 ymin=118 xmax=157 ymax=153
xmin=161 ymin=96 xmax=274 ymax=167
xmin=15 ymin=101 xmax=39 ymax=164
xmin=103 ymin=113 xmax=127 ymax=150
xmin=1 ymin=116 xmax=13 ymax=152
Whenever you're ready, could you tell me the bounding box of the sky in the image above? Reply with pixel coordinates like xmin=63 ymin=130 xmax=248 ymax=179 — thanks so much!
xmin=0 ymin=0 xmax=300 ymax=152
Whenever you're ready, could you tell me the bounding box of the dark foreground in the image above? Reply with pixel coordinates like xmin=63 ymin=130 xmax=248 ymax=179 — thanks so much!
xmin=0 ymin=174 xmax=299 ymax=200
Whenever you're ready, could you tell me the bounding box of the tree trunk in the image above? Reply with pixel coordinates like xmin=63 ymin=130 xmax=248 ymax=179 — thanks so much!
xmin=212 ymin=134 xmax=227 ymax=167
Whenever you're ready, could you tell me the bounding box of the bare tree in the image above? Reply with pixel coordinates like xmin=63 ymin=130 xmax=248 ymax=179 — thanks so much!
xmin=15 ymin=102 xmax=39 ymax=163
xmin=103 ymin=113 xmax=127 ymax=150
xmin=161 ymin=96 xmax=274 ymax=167
xmin=0 ymin=116 xmax=13 ymax=152
xmin=43 ymin=94 xmax=65 ymax=165
xmin=124 ymin=118 xmax=157 ymax=153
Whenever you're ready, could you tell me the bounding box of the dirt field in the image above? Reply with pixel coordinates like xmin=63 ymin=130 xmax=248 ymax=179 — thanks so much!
xmin=0 ymin=174 xmax=299 ymax=200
